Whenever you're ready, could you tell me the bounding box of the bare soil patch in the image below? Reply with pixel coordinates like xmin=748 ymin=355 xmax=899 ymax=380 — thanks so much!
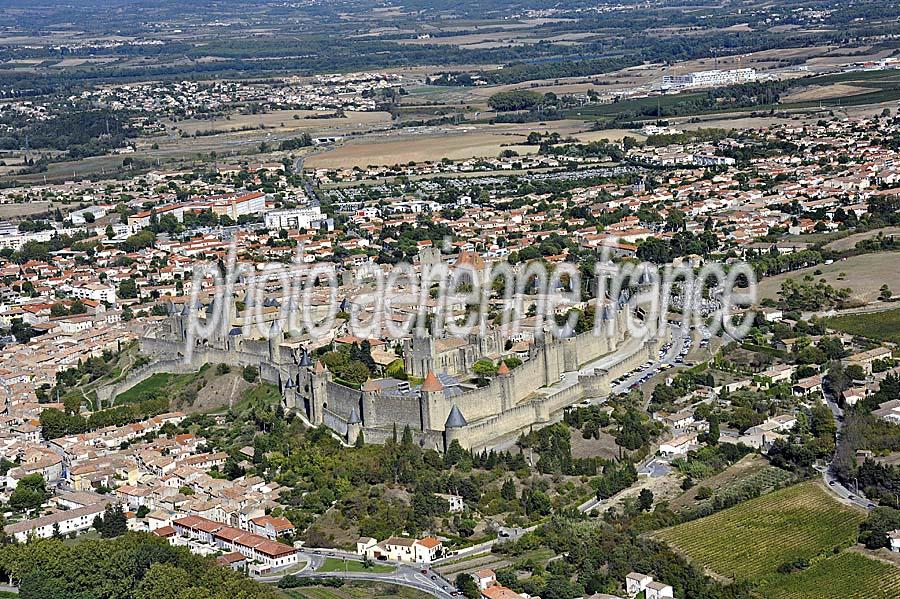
xmin=189 ymin=371 xmax=253 ymax=413
xmin=570 ymin=429 xmax=620 ymax=461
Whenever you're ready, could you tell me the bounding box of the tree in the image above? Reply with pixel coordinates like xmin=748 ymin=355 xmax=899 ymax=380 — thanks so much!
xmin=19 ymin=570 xmax=66 ymax=599
xmin=122 ymin=230 xmax=156 ymax=252
xmin=522 ymin=488 xmax=552 ymax=517
xmin=224 ymin=459 xmax=245 ymax=480
xmin=845 ymin=364 xmax=866 ymax=382
xmin=118 ymin=278 xmax=138 ymax=299
xmin=859 ymin=507 xmax=900 ymax=549
xmin=4 ymin=532 xmax=275 ymax=598
xmin=636 ymin=237 xmax=671 ymax=264
xmin=638 ymin=488 xmax=654 ymax=512
xmin=9 ymin=474 xmax=49 ymax=513
xmin=615 ymin=409 xmax=651 ymax=451
xmin=444 ymin=439 xmax=466 ymax=467
xmin=500 ymin=479 xmax=517 ymax=501
xmin=355 ymin=430 xmax=365 ymax=448
xmin=242 ymin=365 xmax=259 ymax=383
xmin=455 ymin=573 xmax=480 ymax=599
xmin=880 ymin=285 xmax=892 ymax=301
xmin=487 ymin=90 xmax=543 ymax=112
xmin=818 ymin=337 xmax=847 ymax=360
xmin=96 ymin=503 xmax=128 ymax=538
xmin=665 ymin=208 xmax=686 ymax=232
xmin=825 ymin=362 xmax=851 ymax=396
xmin=707 ymin=414 xmax=720 ymax=446
xmin=135 ymin=563 xmax=193 ymax=599
xmin=401 ymin=425 xmax=413 ymax=447
xmin=472 ymin=359 xmax=498 ymax=378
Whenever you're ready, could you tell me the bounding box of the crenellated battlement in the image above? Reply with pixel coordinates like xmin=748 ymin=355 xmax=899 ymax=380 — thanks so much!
xmin=140 ymin=301 xmax=664 ymax=452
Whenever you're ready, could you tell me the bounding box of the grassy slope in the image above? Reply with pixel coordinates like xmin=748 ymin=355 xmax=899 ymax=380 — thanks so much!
xmin=113 ymin=365 xmax=210 ymax=405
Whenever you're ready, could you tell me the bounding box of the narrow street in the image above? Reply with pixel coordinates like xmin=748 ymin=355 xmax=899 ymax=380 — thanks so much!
xmin=820 ymin=387 xmax=874 ymax=511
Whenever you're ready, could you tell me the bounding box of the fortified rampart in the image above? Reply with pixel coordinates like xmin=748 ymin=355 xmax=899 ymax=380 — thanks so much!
xmin=136 ymin=302 xmax=664 ymax=452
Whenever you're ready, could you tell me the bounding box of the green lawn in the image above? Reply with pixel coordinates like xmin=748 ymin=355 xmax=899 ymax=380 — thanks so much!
xmin=655 ymin=482 xmax=865 ymax=580
xmin=824 ymin=307 xmax=900 ymax=343
xmin=317 ymin=557 xmax=395 ymax=574
xmin=281 ymin=581 xmax=430 ymax=598
xmin=284 ymin=589 xmax=345 ymax=599
xmin=113 ymin=366 xmax=209 ymax=405
xmin=760 ymin=551 xmax=900 ymax=599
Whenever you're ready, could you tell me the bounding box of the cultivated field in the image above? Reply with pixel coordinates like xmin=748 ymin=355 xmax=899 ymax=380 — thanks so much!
xmin=668 ymin=454 xmax=793 ymax=511
xmin=304 ymin=128 xmax=538 ymax=168
xmin=783 ymin=83 xmax=874 ymax=103
xmin=172 ymin=110 xmax=391 ymax=136
xmin=304 ymin=118 xmax=605 ymax=168
xmin=655 ymin=482 xmax=865 ymax=580
xmin=0 ymin=201 xmax=55 ymax=219
xmin=824 ymin=307 xmax=900 ymax=343
xmin=757 ymin=252 xmax=900 ymax=305
xmin=760 ymin=551 xmax=900 ymax=599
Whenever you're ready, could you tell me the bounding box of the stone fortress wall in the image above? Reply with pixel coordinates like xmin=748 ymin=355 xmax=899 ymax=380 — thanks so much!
xmin=134 ymin=302 xmax=665 ymax=452
xmin=95 ymin=357 xmax=197 ymax=408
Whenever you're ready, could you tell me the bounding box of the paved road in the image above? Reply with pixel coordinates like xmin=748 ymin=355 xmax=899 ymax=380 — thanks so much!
xmin=820 ymin=388 xmax=874 ymax=511
xmin=263 ymin=569 xmax=456 ymax=598
xmin=256 ymin=550 xmax=456 ymax=598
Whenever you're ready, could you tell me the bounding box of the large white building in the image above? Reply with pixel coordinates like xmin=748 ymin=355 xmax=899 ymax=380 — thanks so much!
xmin=0 ymin=225 xmax=55 ymax=251
xmin=663 ymin=68 xmax=757 ymax=89
xmin=70 ymin=283 xmax=117 ymax=304
xmin=70 ymin=206 xmax=108 ymax=225
xmin=127 ymin=191 xmax=269 ymax=231
xmin=4 ymin=500 xmax=112 ymax=542
xmin=264 ymin=206 xmax=324 ymax=231
xmin=208 ymin=191 xmax=267 ymax=221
